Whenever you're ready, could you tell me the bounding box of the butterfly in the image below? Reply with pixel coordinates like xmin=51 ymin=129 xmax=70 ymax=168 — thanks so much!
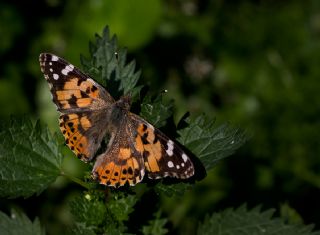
xmin=39 ymin=53 xmax=194 ymax=187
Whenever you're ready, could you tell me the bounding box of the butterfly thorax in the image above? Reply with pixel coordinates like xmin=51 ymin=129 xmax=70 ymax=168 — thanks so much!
xmin=106 ymin=96 xmax=131 ymax=132
xmin=114 ymin=96 xmax=131 ymax=111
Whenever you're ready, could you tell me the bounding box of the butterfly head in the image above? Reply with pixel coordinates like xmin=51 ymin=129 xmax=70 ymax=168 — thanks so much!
xmin=116 ymin=95 xmax=131 ymax=111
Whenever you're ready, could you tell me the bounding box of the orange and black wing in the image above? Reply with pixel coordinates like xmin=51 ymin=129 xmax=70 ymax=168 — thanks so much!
xmin=130 ymin=114 xmax=194 ymax=180
xmin=92 ymin=124 xmax=145 ymax=187
xmin=92 ymin=112 xmax=194 ymax=187
xmin=39 ymin=53 xmax=113 ymax=161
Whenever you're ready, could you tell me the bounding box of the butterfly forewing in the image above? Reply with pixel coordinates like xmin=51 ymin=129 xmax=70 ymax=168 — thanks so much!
xmin=39 ymin=53 xmax=114 ymax=112
xmin=39 ymin=53 xmax=112 ymax=161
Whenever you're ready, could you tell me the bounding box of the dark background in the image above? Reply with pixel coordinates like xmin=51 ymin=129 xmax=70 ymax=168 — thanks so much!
xmin=1 ymin=0 xmax=320 ymax=234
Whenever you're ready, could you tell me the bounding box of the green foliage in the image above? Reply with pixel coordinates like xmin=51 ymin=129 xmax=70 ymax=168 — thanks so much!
xmin=70 ymin=224 xmax=96 ymax=235
xmin=178 ymin=115 xmax=247 ymax=171
xmin=140 ymin=95 xmax=174 ymax=128
xmin=70 ymin=192 xmax=107 ymax=231
xmin=142 ymin=210 xmax=168 ymax=235
xmin=81 ymin=27 xmax=141 ymax=100
xmin=106 ymin=191 xmax=138 ymax=222
xmin=197 ymin=205 xmax=320 ymax=235
xmin=154 ymin=182 xmax=191 ymax=197
xmin=280 ymin=203 xmax=304 ymax=225
xmin=0 ymin=116 xmax=63 ymax=198
xmin=69 ymin=191 xmax=138 ymax=234
xmin=0 ymin=209 xmax=45 ymax=235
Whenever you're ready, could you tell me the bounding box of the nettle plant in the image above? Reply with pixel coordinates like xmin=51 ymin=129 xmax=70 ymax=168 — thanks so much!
xmin=0 ymin=27 xmax=319 ymax=235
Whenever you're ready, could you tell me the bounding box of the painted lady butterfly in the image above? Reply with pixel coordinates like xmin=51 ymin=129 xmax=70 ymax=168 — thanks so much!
xmin=39 ymin=53 xmax=194 ymax=187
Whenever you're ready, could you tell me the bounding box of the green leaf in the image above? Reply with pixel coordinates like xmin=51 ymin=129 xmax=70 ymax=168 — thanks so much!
xmin=140 ymin=95 xmax=174 ymax=128
xmin=154 ymin=114 xmax=246 ymax=196
xmin=154 ymin=182 xmax=191 ymax=197
xmin=70 ymin=191 xmax=107 ymax=229
xmin=0 ymin=209 xmax=45 ymax=235
xmin=107 ymin=191 xmax=138 ymax=222
xmin=178 ymin=115 xmax=247 ymax=171
xmin=69 ymin=223 xmax=97 ymax=235
xmin=0 ymin=116 xmax=63 ymax=198
xmin=103 ymin=191 xmax=138 ymax=234
xmin=81 ymin=26 xmax=141 ymax=100
xmin=142 ymin=210 xmax=168 ymax=235
xmin=280 ymin=202 xmax=304 ymax=225
xmin=69 ymin=191 xmax=138 ymax=234
xmin=197 ymin=205 xmax=320 ymax=235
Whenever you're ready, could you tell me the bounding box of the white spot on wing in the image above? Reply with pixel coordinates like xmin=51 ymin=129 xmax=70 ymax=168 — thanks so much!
xmin=61 ymin=69 xmax=68 ymax=75
xmin=167 ymin=161 xmax=174 ymax=168
xmin=166 ymin=140 xmax=174 ymax=156
xmin=181 ymin=163 xmax=185 ymax=167
xmin=176 ymin=165 xmax=180 ymax=169
xmin=49 ymin=68 xmax=53 ymax=72
xmin=51 ymin=55 xmax=59 ymax=61
xmin=53 ymin=74 xmax=59 ymax=80
xmin=61 ymin=64 xmax=74 ymax=75
xmin=141 ymin=169 xmax=145 ymax=179
xmin=182 ymin=153 xmax=188 ymax=163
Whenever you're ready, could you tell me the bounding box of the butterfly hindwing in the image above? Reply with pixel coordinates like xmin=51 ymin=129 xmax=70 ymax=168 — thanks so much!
xmin=92 ymin=122 xmax=145 ymax=187
xmin=131 ymin=115 xmax=194 ymax=179
xmin=92 ymin=114 xmax=194 ymax=187
xmin=59 ymin=112 xmax=110 ymax=161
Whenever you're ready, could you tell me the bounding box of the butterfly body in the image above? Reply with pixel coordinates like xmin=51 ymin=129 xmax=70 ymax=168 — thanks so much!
xmin=39 ymin=53 xmax=194 ymax=187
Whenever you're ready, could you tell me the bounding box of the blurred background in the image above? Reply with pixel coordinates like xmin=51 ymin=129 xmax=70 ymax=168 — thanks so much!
xmin=1 ymin=0 xmax=320 ymax=234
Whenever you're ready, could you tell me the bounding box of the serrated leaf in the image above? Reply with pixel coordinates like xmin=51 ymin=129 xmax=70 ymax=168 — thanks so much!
xmin=140 ymin=95 xmax=174 ymax=128
xmin=178 ymin=115 xmax=247 ymax=171
xmin=107 ymin=192 xmax=138 ymax=222
xmin=154 ymin=182 xmax=191 ymax=197
xmin=69 ymin=191 xmax=107 ymax=229
xmin=69 ymin=191 xmax=120 ymax=235
xmin=197 ymin=205 xmax=320 ymax=235
xmin=142 ymin=210 xmax=168 ymax=235
xmin=0 ymin=116 xmax=63 ymax=198
xmin=115 ymin=48 xmax=141 ymax=96
xmin=0 ymin=209 xmax=45 ymax=235
xmin=69 ymin=223 xmax=97 ymax=235
xmin=82 ymin=26 xmax=141 ymax=100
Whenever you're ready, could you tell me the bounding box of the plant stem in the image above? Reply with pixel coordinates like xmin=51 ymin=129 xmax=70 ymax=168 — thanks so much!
xmin=60 ymin=172 xmax=91 ymax=189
